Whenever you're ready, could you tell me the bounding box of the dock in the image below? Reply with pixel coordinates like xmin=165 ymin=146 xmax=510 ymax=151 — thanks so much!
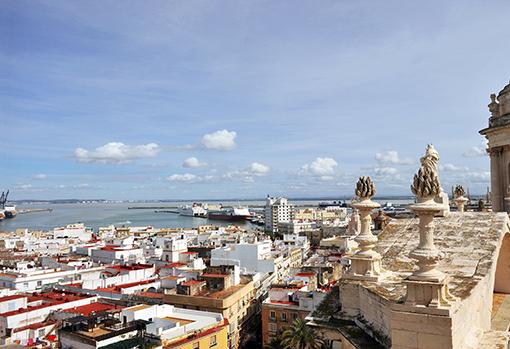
xmin=18 ymin=208 xmax=53 ymax=214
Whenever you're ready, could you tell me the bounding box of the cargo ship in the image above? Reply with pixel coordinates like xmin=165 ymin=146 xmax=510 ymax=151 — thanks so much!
xmin=318 ymin=200 xmax=347 ymax=208
xmin=207 ymin=206 xmax=251 ymax=221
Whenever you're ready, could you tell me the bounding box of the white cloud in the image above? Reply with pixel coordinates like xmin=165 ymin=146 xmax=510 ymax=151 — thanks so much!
xmin=374 ymin=167 xmax=399 ymax=176
xmin=439 ymin=163 xmax=469 ymax=172
xmin=301 ymin=157 xmax=338 ymax=176
xmin=249 ymin=162 xmax=270 ymax=176
xmin=375 ymin=150 xmax=413 ymax=165
xmin=74 ymin=142 xmax=160 ymax=164
xmin=166 ymin=173 xmax=198 ymax=182
xmin=16 ymin=184 xmax=32 ymax=190
xmin=221 ymin=162 xmax=271 ymax=182
xmin=182 ymin=157 xmax=207 ymax=168
xmin=320 ymin=175 xmax=334 ymax=181
xmin=32 ymin=174 xmax=47 ymax=180
xmin=166 ymin=173 xmax=213 ymax=183
xmin=463 ymin=146 xmax=486 ymax=157
xmin=201 ymin=130 xmax=237 ymax=150
xmin=466 ymin=171 xmax=490 ymax=182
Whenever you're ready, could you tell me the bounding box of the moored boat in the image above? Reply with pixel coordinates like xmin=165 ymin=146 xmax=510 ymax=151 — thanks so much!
xmin=208 ymin=206 xmax=251 ymax=221
xmin=4 ymin=205 xmax=17 ymax=218
xmin=179 ymin=203 xmax=208 ymax=217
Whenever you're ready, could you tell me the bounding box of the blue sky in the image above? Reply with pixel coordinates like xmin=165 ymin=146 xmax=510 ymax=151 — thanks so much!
xmin=1 ymin=0 xmax=509 ymax=200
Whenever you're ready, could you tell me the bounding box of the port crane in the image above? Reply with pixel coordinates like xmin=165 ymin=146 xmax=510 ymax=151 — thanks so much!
xmin=0 ymin=190 xmax=8 ymax=209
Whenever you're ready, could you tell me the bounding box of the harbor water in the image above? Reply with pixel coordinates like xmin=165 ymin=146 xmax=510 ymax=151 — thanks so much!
xmin=0 ymin=199 xmax=414 ymax=232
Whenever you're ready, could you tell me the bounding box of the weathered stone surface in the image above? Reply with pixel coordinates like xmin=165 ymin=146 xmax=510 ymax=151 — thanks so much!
xmin=365 ymin=212 xmax=510 ymax=302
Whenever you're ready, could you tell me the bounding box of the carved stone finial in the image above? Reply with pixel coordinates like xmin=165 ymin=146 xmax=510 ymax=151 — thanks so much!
xmin=453 ymin=185 xmax=465 ymax=199
xmin=453 ymin=184 xmax=468 ymax=213
xmin=404 ymin=146 xmax=456 ymax=308
xmin=355 ymin=176 xmax=375 ymax=200
xmin=411 ymin=167 xmax=441 ymax=200
xmin=345 ymin=177 xmax=383 ymax=281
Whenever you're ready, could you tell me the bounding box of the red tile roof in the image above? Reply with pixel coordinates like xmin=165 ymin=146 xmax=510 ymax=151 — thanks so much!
xmin=12 ymin=321 xmax=56 ymax=333
xmin=162 ymin=262 xmax=187 ymax=268
xmin=201 ymin=273 xmax=228 ymax=278
xmin=295 ymin=272 xmax=315 ymax=277
xmin=107 ymin=264 xmax=153 ymax=271
xmin=0 ymin=295 xmax=26 ymax=303
xmin=64 ymin=302 xmax=122 ymax=316
xmin=96 ymin=278 xmax=159 ymax=293
xmin=181 ymin=280 xmax=204 ymax=286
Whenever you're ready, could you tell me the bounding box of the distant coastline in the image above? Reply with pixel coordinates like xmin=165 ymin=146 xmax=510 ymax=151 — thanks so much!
xmin=11 ymin=194 xmax=487 ymax=205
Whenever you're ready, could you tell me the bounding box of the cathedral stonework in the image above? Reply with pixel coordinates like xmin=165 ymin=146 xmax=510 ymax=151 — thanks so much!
xmin=480 ymin=81 xmax=510 ymax=213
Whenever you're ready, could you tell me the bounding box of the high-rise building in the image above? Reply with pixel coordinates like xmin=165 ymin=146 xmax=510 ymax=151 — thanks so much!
xmin=480 ymin=81 xmax=510 ymax=213
xmin=264 ymin=196 xmax=292 ymax=233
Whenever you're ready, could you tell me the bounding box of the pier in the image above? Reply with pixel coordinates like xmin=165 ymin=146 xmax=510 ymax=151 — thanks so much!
xmin=18 ymin=208 xmax=53 ymax=214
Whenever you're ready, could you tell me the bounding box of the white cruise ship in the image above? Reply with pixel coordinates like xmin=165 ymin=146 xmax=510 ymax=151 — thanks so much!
xmin=178 ymin=203 xmax=208 ymax=217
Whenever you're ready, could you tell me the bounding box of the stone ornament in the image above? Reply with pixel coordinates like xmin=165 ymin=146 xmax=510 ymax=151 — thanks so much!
xmin=346 ymin=209 xmax=361 ymax=236
xmin=405 ymin=145 xmax=456 ymax=308
xmin=453 ymin=185 xmax=465 ymax=198
xmin=345 ymin=176 xmax=383 ymax=281
xmin=411 ymin=166 xmax=441 ymax=200
xmin=488 ymin=93 xmax=500 ymax=118
xmin=355 ymin=176 xmax=375 ymax=199
xmin=453 ymin=185 xmax=468 ymax=213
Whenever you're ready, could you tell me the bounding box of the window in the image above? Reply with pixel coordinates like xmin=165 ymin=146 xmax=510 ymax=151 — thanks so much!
xmin=269 ymin=311 xmax=276 ymax=321
xmin=192 ymin=342 xmax=200 ymax=349
xmin=37 ymin=280 xmax=42 ymax=287
xmin=292 ymin=313 xmax=298 ymax=320
xmin=281 ymin=312 xmax=287 ymax=322
xmin=209 ymin=335 xmax=217 ymax=347
xmin=38 ymin=329 xmax=45 ymax=337
xmin=269 ymin=323 xmax=277 ymax=333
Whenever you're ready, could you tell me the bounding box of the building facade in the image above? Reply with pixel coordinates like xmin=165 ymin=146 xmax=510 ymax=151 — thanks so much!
xmin=480 ymin=82 xmax=510 ymax=213
xmin=264 ymin=196 xmax=292 ymax=234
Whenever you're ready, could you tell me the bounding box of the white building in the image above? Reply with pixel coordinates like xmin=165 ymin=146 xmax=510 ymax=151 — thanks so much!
xmin=121 ymin=304 xmax=224 ymax=343
xmin=265 ymin=196 xmax=292 ymax=233
xmin=90 ymin=245 xmax=145 ymax=264
xmin=0 ymin=266 xmax=104 ymax=292
xmin=53 ymin=223 xmax=93 ymax=242
xmin=277 ymin=221 xmax=316 ymax=235
xmin=210 ymin=241 xmax=278 ymax=274
xmin=0 ymin=292 xmax=97 ymax=343
xmin=161 ymin=237 xmax=188 ymax=263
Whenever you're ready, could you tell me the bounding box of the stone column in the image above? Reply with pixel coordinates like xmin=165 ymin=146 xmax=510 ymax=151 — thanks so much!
xmin=505 ymin=186 xmax=510 ymax=214
xmin=454 ymin=196 xmax=468 ymax=213
xmin=345 ymin=176 xmax=383 ymax=281
xmin=404 ymin=150 xmax=456 ymax=308
xmin=489 ymin=148 xmax=503 ymax=212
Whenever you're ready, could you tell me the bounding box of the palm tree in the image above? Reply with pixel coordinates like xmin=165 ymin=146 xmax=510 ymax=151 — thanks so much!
xmin=281 ymin=318 xmax=325 ymax=349
xmin=265 ymin=335 xmax=284 ymax=349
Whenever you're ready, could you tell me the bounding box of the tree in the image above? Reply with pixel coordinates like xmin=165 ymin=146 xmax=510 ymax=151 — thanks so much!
xmin=281 ymin=318 xmax=325 ymax=349
xmin=265 ymin=335 xmax=284 ymax=349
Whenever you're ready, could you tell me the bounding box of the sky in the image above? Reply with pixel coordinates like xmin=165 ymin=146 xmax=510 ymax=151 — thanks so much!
xmin=1 ymin=0 xmax=509 ymax=200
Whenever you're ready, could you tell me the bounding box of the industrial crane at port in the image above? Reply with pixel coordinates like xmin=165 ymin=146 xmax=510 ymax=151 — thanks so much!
xmin=0 ymin=190 xmax=8 ymax=209
xmin=0 ymin=190 xmax=17 ymax=218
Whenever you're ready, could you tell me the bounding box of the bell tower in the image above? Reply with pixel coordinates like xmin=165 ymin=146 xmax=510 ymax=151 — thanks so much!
xmin=480 ymin=82 xmax=510 ymax=213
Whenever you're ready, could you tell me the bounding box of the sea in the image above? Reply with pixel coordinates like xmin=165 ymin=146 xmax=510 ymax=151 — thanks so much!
xmin=0 ymin=198 xmax=414 ymax=232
